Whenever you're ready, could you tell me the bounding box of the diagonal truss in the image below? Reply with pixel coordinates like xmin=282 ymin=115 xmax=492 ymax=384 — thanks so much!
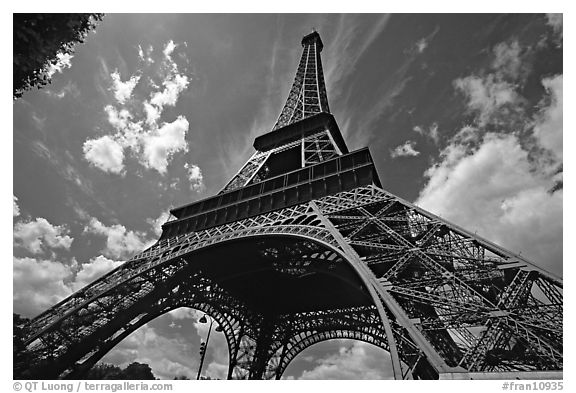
xmin=15 ymin=31 xmax=562 ymax=381
xmin=15 ymin=185 xmax=562 ymax=379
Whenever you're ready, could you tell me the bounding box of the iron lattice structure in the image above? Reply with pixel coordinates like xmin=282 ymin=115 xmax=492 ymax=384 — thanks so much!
xmin=15 ymin=31 xmax=562 ymax=380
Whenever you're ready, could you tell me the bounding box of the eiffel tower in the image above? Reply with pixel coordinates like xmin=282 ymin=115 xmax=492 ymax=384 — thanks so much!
xmin=15 ymin=31 xmax=562 ymax=380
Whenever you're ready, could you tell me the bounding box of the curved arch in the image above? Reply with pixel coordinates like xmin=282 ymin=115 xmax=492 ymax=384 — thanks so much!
xmin=24 ymin=225 xmax=339 ymax=348
xmin=278 ymin=333 xmax=391 ymax=379
xmin=21 ymin=223 xmax=401 ymax=379
xmin=68 ymin=302 xmax=237 ymax=379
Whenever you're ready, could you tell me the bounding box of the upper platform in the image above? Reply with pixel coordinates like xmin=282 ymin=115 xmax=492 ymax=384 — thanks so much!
xmin=254 ymin=112 xmax=348 ymax=154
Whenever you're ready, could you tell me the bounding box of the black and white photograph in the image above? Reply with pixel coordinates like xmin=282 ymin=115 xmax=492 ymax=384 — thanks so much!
xmin=12 ymin=11 xmax=563 ymax=384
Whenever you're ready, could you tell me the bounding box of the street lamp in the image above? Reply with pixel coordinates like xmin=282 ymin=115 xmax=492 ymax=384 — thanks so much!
xmin=196 ymin=314 xmax=222 ymax=380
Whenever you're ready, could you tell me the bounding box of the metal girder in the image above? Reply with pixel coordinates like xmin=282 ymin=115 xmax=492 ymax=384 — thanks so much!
xmin=16 ymin=185 xmax=563 ymax=380
xmin=14 ymin=30 xmax=562 ymax=381
xmin=273 ymin=38 xmax=329 ymax=131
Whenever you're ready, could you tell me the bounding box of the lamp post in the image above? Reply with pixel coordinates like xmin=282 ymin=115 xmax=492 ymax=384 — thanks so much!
xmin=196 ymin=315 xmax=223 ymax=380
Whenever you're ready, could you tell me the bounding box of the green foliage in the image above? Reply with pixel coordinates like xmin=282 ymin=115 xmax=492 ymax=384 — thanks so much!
xmin=13 ymin=13 xmax=103 ymax=99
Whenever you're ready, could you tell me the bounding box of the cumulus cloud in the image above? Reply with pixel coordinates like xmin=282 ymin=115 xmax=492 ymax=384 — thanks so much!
xmin=72 ymin=255 xmax=123 ymax=291
xmin=104 ymin=105 xmax=132 ymax=131
xmin=532 ymin=75 xmax=562 ymax=160
xmin=101 ymin=315 xmax=201 ymax=379
xmin=14 ymin=254 xmax=124 ymax=318
xmin=184 ymin=163 xmax=205 ymax=191
xmin=13 ymin=195 xmax=20 ymax=217
xmin=298 ymin=341 xmax=393 ymax=380
xmin=140 ymin=116 xmax=189 ymax=173
xmin=147 ymin=211 xmax=171 ymax=237
xmin=416 ymin=132 xmax=562 ymax=275
xmin=45 ymin=52 xmax=74 ymax=78
xmin=110 ymin=71 xmax=141 ymax=104
xmin=454 ymin=75 xmax=521 ymax=127
xmin=83 ymin=135 xmax=125 ymax=174
xmin=84 ymin=40 xmax=192 ymax=176
xmin=13 ymin=256 xmax=74 ymax=317
xmin=163 ymin=40 xmax=176 ymax=60
xmin=84 ymin=218 xmax=149 ymax=259
xmin=14 ymin=217 xmax=74 ymax=254
xmin=390 ymin=140 xmax=420 ymax=158
xmin=168 ymin=307 xmax=201 ymax=320
xmin=149 ymin=74 xmax=189 ymax=109
xmin=143 ymin=102 xmax=161 ymax=126
xmin=421 ymin=38 xmax=563 ymax=276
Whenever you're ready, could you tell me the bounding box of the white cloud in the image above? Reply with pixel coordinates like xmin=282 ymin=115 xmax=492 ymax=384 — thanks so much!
xmin=532 ymin=75 xmax=562 ymax=160
xmin=324 ymin=15 xmax=390 ymax=101
xmin=104 ymin=105 xmax=132 ymax=131
xmin=416 ymin=133 xmax=562 ymax=275
xmin=415 ymin=38 xmax=428 ymax=53
xmin=454 ymin=75 xmax=521 ymax=126
xmin=84 ymin=218 xmax=149 ymax=259
xmin=168 ymin=307 xmax=201 ymax=320
xmin=147 ymin=211 xmax=171 ymax=237
xmin=83 ymin=135 xmax=125 ymax=174
xmin=298 ymin=341 xmax=393 ymax=380
xmin=14 ymin=253 xmax=124 ymax=318
xmin=46 ymin=52 xmax=74 ymax=78
xmin=163 ymin=40 xmax=176 ymax=60
xmin=14 ymin=217 xmax=74 ymax=254
xmin=390 ymin=140 xmax=420 ymax=158
xmin=71 ymin=255 xmax=123 ymax=291
xmin=143 ymin=102 xmax=161 ymax=126
xmin=141 ymin=116 xmax=189 ymax=173
xmin=492 ymin=41 xmax=523 ymax=80
xmin=101 ymin=320 xmax=199 ymax=379
xmin=413 ymin=123 xmax=440 ymax=144
xmin=13 ymin=195 xmax=20 ymax=217
xmin=85 ymin=40 xmax=191 ymax=177
xmin=184 ymin=163 xmax=205 ymax=192
xmin=13 ymin=256 xmax=74 ymax=317
xmin=110 ymin=71 xmax=141 ymax=104
xmin=546 ymin=14 xmax=563 ymax=37
xmin=149 ymin=74 xmax=189 ymax=109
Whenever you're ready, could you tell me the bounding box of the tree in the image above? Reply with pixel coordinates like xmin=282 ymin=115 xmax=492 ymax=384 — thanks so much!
xmin=121 ymin=362 xmax=156 ymax=380
xmin=84 ymin=362 xmax=156 ymax=380
xmin=13 ymin=313 xmax=32 ymax=379
xmin=13 ymin=13 xmax=103 ymax=99
xmin=84 ymin=363 xmax=123 ymax=380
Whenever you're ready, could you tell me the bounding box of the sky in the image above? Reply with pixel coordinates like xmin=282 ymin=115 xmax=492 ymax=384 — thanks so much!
xmin=12 ymin=13 xmax=563 ymax=380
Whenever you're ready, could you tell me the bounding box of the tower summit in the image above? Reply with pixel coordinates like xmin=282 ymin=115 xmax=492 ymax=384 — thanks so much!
xmin=272 ymin=30 xmax=330 ymax=131
xmin=16 ymin=31 xmax=562 ymax=380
